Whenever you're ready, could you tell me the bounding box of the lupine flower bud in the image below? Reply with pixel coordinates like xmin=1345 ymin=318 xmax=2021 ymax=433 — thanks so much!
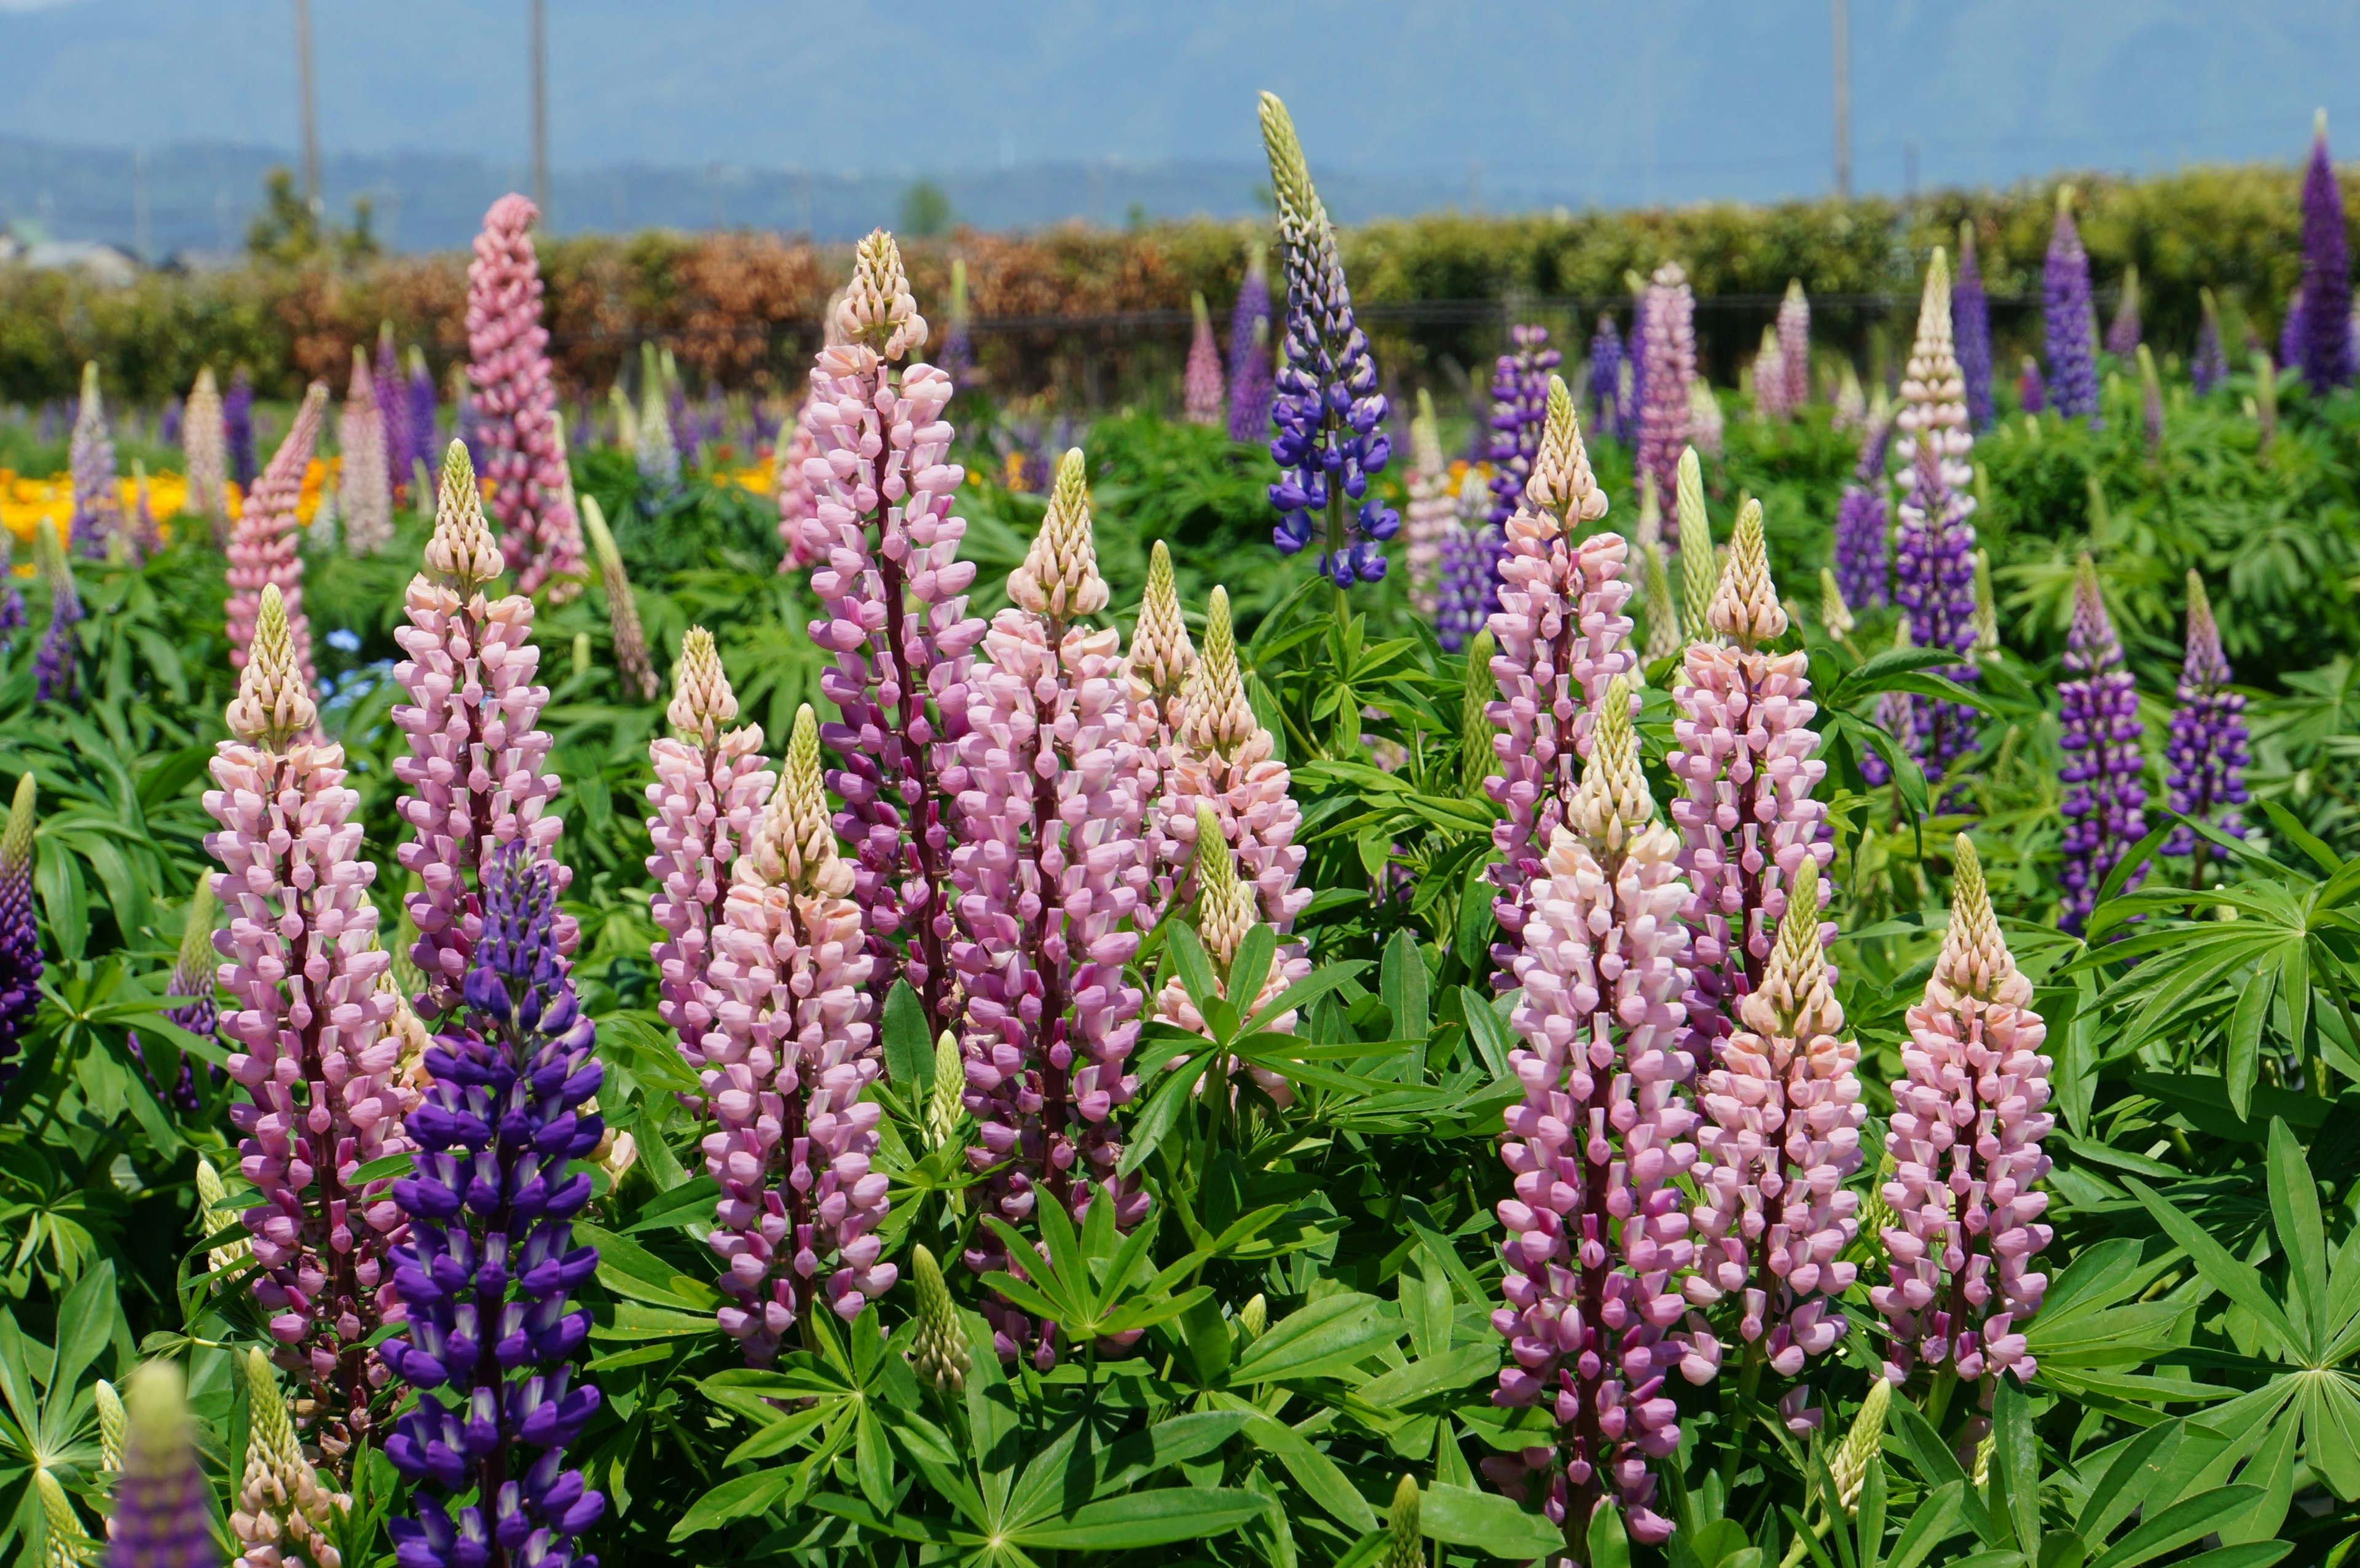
xmin=1675 ymin=448 xmax=1715 ymax=642
xmin=909 ymin=1244 xmax=972 ymax=1394
xmin=1636 ymin=262 xmax=1697 ymax=512
xmin=1155 ymin=806 xmax=1307 ymax=1070
xmin=1164 ymin=585 xmax=1308 ymax=936
xmin=1380 ymin=1476 xmax=1422 ymax=1568
xmin=1460 ymin=628 xmax=1498 ymax=800
xmin=39 ymin=1469 xmax=98 ymax=1567
xmin=227 ymin=382 xmax=327 ymax=686
xmin=340 ymin=347 xmax=394 ymax=557
xmin=0 ymin=774 xmax=39 ymax=1090
xmin=1643 ymin=543 xmax=1682 ymax=664
xmin=926 ymin=1031 xmax=966 ymax=1150
xmin=1184 ymin=292 xmax=1225 ymax=426
xmin=635 ymin=341 xmax=679 ymax=486
xmin=1830 ymin=1377 xmax=1890 ymax=1512
xmin=1819 ymin=569 xmax=1855 ymax=641
xmin=2165 ymin=571 xmax=2248 ymax=866
xmin=2106 ymin=264 xmax=2143 ymax=359
xmin=194 ymin=1154 xmax=250 ymax=1276
xmin=1238 ymin=1293 xmax=1267 ymax=1339
xmin=1892 ymin=250 xmax=1981 ymax=778
xmin=579 ymin=494 xmax=656 ymax=701
xmin=230 ymin=1345 xmax=348 ymax=1568
xmin=1127 ymin=538 xmax=1196 ymax=753
xmin=2044 ymin=189 xmax=2101 ymax=420
xmin=185 ymin=367 xmax=230 ymax=539
xmin=106 ymin=1361 xmax=217 ymax=1568
xmin=1405 ymin=388 xmax=1457 ymax=617
xmin=96 ymin=1381 xmax=125 ymax=1474
xmin=2193 ymin=289 xmax=2230 ymax=396
xmin=2058 ymin=558 xmax=2146 ymax=933
xmin=2138 ymin=343 xmax=2165 ymax=455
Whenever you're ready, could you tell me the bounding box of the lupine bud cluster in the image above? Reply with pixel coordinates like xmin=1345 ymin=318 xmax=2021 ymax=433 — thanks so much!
xmin=2043 ymin=189 xmax=2101 ymax=420
xmin=1635 ymin=262 xmax=1696 ymax=522
xmin=1156 ymin=803 xmax=1308 ymax=1040
xmin=107 ymin=1362 xmax=218 ymax=1568
xmin=578 ymin=496 xmax=656 ymax=702
xmin=1890 ymin=251 xmax=1981 ymax=778
xmin=908 ymin=1245 xmax=972 ymax=1394
xmin=1227 ymin=246 xmax=1275 ymax=444
xmin=774 ymin=391 xmax=822 ymax=572
xmin=1162 ymin=584 xmax=1308 ymax=934
xmin=1487 ymin=325 xmax=1561 ymax=526
xmin=382 ymin=844 xmax=608 ymax=1568
xmin=799 ymin=229 xmax=986 ymax=1041
xmin=204 ymin=584 xmax=416 ymax=1464
xmin=2295 ymin=110 xmax=2356 ymax=393
xmin=1403 ymin=390 xmax=1455 ymax=617
xmin=1259 ymin=92 xmax=1397 ymax=585
xmin=466 ymin=194 xmax=586 ymax=599
xmin=1184 ymin=292 xmax=1225 ymax=426
xmin=70 ymin=363 xmax=122 ymax=559
xmin=1124 ymin=543 xmax=1196 ymax=914
xmin=227 ymin=382 xmax=328 ymax=688
xmin=230 ymin=1347 xmax=348 ymax=1568
xmin=341 ymin=347 xmax=395 ymax=557
xmin=1832 ymin=406 xmax=1894 ymax=610
xmin=1873 ymin=836 xmax=2053 ymax=1387
xmin=1587 ymin=313 xmax=1624 ymax=441
xmin=1485 ymin=680 xmax=1713 ymax=1547
xmin=2056 ymin=559 xmax=2147 ymax=932
xmin=2164 ymin=571 xmax=2249 ymax=864
xmin=0 ymin=775 xmax=37 ymax=1091
xmin=185 ymin=367 xmax=230 ymax=538
xmin=1954 ymin=223 xmax=1994 ymax=430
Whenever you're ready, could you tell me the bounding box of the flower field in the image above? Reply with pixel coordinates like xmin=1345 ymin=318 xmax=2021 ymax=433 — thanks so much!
xmin=7 ymin=94 xmax=2360 ymax=1568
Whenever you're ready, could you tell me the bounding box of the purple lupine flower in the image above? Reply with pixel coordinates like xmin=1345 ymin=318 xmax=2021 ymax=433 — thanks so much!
xmin=377 ymin=323 xmax=414 ymax=493
xmin=1831 ymin=407 xmax=1894 ymax=610
xmin=1227 ymin=247 xmax=1274 ymax=443
xmin=106 ymin=1362 xmax=220 ymax=1568
xmin=1954 ymin=222 xmax=1994 ymax=430
xmin=1183 ymin=292 xmax=1225 ymax=426
xmin=0 ymin=776 xmax=37 ymax=1093
xmin=409 ymin=350 xmax=439 ymax=482
xmin=70 ymin=362 xmax=123 ymax=559
xmin=0 ymin=559 xmax=23 ymax=648
xmin=2193 ymin=290 xmax=2230 ymax=396
xmin=2020 ymin=356 xmax=2047 ymax=415
xmin=2105 ymin=264 xmax=2142 ymax=360
xmin=32 ymin=520 xmax=82 ymax=705
xmin=225 ymin=368 xmax=257 ymax=490
xmin=2044 ymin=190 xmax=2101 ymax=421
xmin=383 ymin=843 xmax=607 ymax=1568
xmin=1433 ymin=476 xmax=1495 ymax=654
xmin=2164 ymin=570 xmax=2248 ymax=872
xmin=1892 ymin=251 xmax=1981 ymax=779
xmin=1588 ymin=312 xmax=1624 ymax=441
xmin=159 ymin=396 xmax=184 ymax=449
xmin=1486 ymin=325 xmax=1559 ymax=527
xmin=2295 ymin=111 xmax=2356 ymax=393
xmin=1260 ymin=95 xmax=1397 ymax=586
xmin=2279 ymin=292 xmax=2307 ymax=372
xmin=2058 ymin=559 xmax=2146 ymax=933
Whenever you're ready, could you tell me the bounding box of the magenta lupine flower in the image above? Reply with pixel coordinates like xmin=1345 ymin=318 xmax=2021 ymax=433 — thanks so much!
xmin=2165 ymin=571 xmax=2248 ymax=868
xmin=1890 ymin=251 xmax=1981 ymax=778
xmin=951 ymin=451 xmax=1154 ymax=1365
xmin=1832 ymin=407 xmax=1894 ymax=610
xmin=1227 ymin=246 xmax=1275 ymax=444
xmin=1873 ymin=836 xmax=2053 ymax=1387
xmin=226 ymin=382 xmax=327 ymax=684
xmin=1184 ymin=292 xmax=1225 ymax=426
xmin=342 ymin=347 xmax=395 ymax=557
xmin=2044 ymin=190 xmax=2101 ymax=421
xmin=466 ymin=194 xmax=586 ymax=600
xmin=0 ymin=776 xmax=37 ymax=1092
xmin=392 ymin=441 xmax=575 ymax=1017
xmin=2056 ymin=559 xmax=2146 ymax=933
xmin=1485 ymin=680 xmax=1717 ymax=1548
xmin=1954 ymin=223 xmax=1994 ymax=431
xmin=203 ymin=584 xmax=417 ymax=1465
xmin=69 ymin=363 xmax=123 ymax=558
xmin=1481 ymin=377 xmax=1638 ymax=976
xmin=1403 ymin=390 xmax=1455 ymax=617
xmin=184 ymin=367 xmax=230 ymax=541
xmin=1635 ymin=262 xmax=1696 ymax=527
xmin=2295 ymin=111 xmax=2356 ymax=393
xmin=1668 ymin=500 xmax=1836 ymax=1057
xmin=646 ymin=629 xmax=774 ymax=1067
xmin=1753 ymin=327 xmax=1792 ymax=422
xmin=1488 ymin=325 xmax=1562 ymax=527
xmin=701 ymin=704 xmax=886 ymax=1362
xmin=1776 ymin=280 xmax=1811 ymax=415
xmin=800 ymin=231 xmax=986 ymax=1042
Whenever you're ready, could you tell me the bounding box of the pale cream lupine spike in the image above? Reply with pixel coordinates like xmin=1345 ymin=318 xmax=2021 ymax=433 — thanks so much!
xmin=95 ymin=1380 xmax=124 ymax=1472
xmin=1181 ymin=586 xmax=1259 ymax=756
xmin=1749 ymin=863 xmax=1833 ymax=1037
xmin=747 ymin=703 xmax=848 ymax=898
xmin=1819 ymin=567 xmax=1855 ymax=639
xmin=1634 ymin=468 xmax=1662 ymax=554
xmin=1009 ymin=448 xmax=1110 ymax=623
xmin=1412 ymin=387 xmax=1444 ymax=476
xmin=1707 ymin=496 xmax=1785 ymax=647
xmin=226 ymin=583 xmax=318 ymax=747
xmin=36 ymin=1469 xmax=95 ymax=1567
xmin=1914 ymin=247 xmax=1954 ymax=358
xmin=1194 ymin=802 xmax=1257 ymax=966
xmin=835 ymin=229 xmax=929 ymax=361
xmin=924 ymin=1032 xmax=966 ymax=1150
xmin=666 ymin=626 xmax=739 ymax=740
xmin=909 ymin=1244 xmax=971 ymax=1394
xmin=1932 ymin=834 xmax=2030 ymax=1006
xmin=243 ymin=1347 xmax=305 ymax=1476
xmin=424 ymin=438 xmax=502 ymax=588
xmin=1643 ymin=544 xmax=1683 ymax=663
xmin=1676 ymin=447 xmax=1715 ymax=641
xmin=1257 ymin=92 xmax=1319 ymax=228
xmin=1520 ymin=375 xmax=1609 ymax=533
xmin=194 ymin=1154 xmax=251 ymax=1273
xmin=1570 ymin=675 xmax=1651 ymax=845
xmin=1830 ymin=1376 xmax=1891 ymax=1513
xmin=1127 ymin=539 xmax=1195 ymax=699
xmin=1971 ymin=549 xmax=2000 ymax=659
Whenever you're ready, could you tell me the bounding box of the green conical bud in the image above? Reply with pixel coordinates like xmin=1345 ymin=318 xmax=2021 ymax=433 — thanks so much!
xmin=909 ymin=1245 xmax=970 ymax=1394
xmin=1970 ymin=549 xmax=2000 ymax=660
xmin=2 ymin=774 xmax=34 ymax=879
xmin=1819 ymin=567 xmax=1855 ymax=640
xmin=1459 ymin=628 xmax=1497 ymax=801
xmin=1644 ymin=543 xmax=1682 ymax=663
xmin=1238 ymin=1293 xmax=1267 ymax=1340
xmin=1381 ymin=1475 xmax=1423 ymax=1568
xmin=1830 ymin=1377 xmax=1892 ymax=1513
xmin=926 ymin=1032 xmax=967 ymax=1151
xmin=95 ymin=1380 xmax=125 ymax=1473
xmin=36 ymin=1469 xmax=95 ymax=1567
xmin=1675 ymin=447 xmax=1714 ymax=643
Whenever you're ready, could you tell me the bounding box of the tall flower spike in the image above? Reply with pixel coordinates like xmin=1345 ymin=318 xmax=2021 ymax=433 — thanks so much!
xmin=2192 ymin=288 xmax=2230 ymax=396
xmin=184 ymin=367 xmax=230 ymax=539
xmin=909 ymin=1244 xmax=971 ymax=1394
xmin=467 ymin=194 xmax=586 ymax=598
xmin=1486 ymin=668 xmax=1711 ymax=1548
xmin=107 ymin=1361 xmax=218 ymax=1568
xmin=376 ymin=323 xmax=414 ymax=492
xmin=1589 ymin=312 xmax=1625 ymax=440
xmin=69 ymin=361 xmax=122 ymax=559
xmin=1259 ymin=91 xmax=1397 ymax=586
xmin=1635 ymin=261 xmax=1697 ymax=513
xmin=1184 ymin=292 xmax=1225 ymax=426
xmin=2043 ymin=188 xmax=2101 ymax=421
xmin=1380 ymin=1477 xmax=1423 ymax=1568
xmin=1434 ymin=466 xmax=1495 ymax=653
xmin=1954 ymin=223 xmax=1995 ymax=430
xmin=1675 ymin=447 xmax=1715 ymax=642
xmin=2106 ymin=263 xmax=2143 ymax=359
xmin=225 ymin=367 xmax=257 ymax=490
xmin=1754 ymin=326 xmax=1790 ymax=421
xmin=384 ymin=847 xmax=610 ymax=1567
xmin=2296 ymin=109 xmax=2356 ymax=393
xmin=1227 ymin=242 xmax=1275 ymax=444
xmin=1776 ymin=279 xmax=1811 ymax=414
xmin=205 ymin=581 xmax=414 ymax=1468
xmin=2056 ymin=557 xmax=2146 ymax=933
xmin=194 ymin=1154 xmax=250 ymax=1276
xmin=1126 ymin=538 xmax=1196 ymax=759
xmin=230 ymin=1347 xmax=347 ymax=1568
xmin=647 ymin=628 xmax=773 ymax=1065
xmin=1833 ymin=409 xmax=1893 ymax=610
xmin=96 ymin=1381 xmax=125 ymax=1475
xmin=38 ymin=1469 xmax=98 ymax=1567
xmin=393 ymin=438 xmax=575 ymax=1014
xmin=1164 ymin=584 xmax=1310 ymax=932
xmin=0 ymin=774 xmax=39 ymax=1092
xmin=635 ymin=340 xmax=679 ymax=485
xmin=1643 ymin=544 xmax=1682 ymax=664
xmin=801 ymin=230 xmax=985 ymax=1045
xmin=580 ymin=493 xmax=657 ymax=701
xmin=701 ymin=704 xmax=886 ymax=1359
xmin=1874 ymin=834 xmax=2053 ymax=1387
xmin=226 ymin=381 xmax=328 ymax=681
xmin=2165 ymin=571 xmax=2249 ymax=869
xmin=1404 ymin=388 xmax=1455 ymax=616
xmin=1460 ymin=628 xmax=1498 ymax=801
xmin=1487 ymin=324 xmax=1562 ymax=527
xmin=341 ymin=346 xmax=394 ymax=556
xmin=1892 ymin=249 xmax=1981 ymax=779
xmin=33 ymin=517 xmax=82 ymax=703
xmin=2138 ymin=343 xmax=2165 ymax=455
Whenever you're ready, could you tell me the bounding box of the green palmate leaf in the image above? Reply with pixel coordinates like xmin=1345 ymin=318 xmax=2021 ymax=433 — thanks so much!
xmin=2265 ymin=1119 xmax=2327 ymax=1358
xmin=1167 ymin=922 xmax=1223 ymax=1026
xmin=669 ymin=1468 xmax=798 ymax=1540
xmin=1229 ymin=1293 xmax=1392 ymax=1384
xmin=1014 ymin=1489 xmax=1270 ymax=1549
xmin=1416 ymin=1483 xmax=1564 ymax=1559
xmin=1381 ymin=927 xmax=1429 ymax=1042
xmin=2226 ymin=965 xmax=2270 ymax=1117
xmin=1228 ymin=923 xmax=1278 ymax=1024
xmin=2124 ymin=1177 xmax=2299 ymax=1357
xmin=2086 ymin=1485 xmax=2264 ymax=1568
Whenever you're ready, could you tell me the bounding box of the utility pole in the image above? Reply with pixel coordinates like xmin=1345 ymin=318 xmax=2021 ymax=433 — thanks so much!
xmin=294 ymin=0 xmax=321 ymax=213
xmin=1831 ymin=0 xmax=1851 ymax=200
xmin=531 ymin=0 xmax=550 ymax=216
xmin=132 ymin=147 xmax=151 ymax=263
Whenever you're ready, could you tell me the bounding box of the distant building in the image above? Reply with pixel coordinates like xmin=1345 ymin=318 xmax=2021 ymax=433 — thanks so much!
xmin=2 ymin=237 xmax=140 ymax=286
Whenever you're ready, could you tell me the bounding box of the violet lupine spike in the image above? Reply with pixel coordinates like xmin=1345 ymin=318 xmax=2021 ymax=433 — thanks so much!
xmin=1954 ymin=222 xmax=1995 ymax=431
xmin=1831 ymin=407 xmax=1892 ymax=611
xmin=2193 ymin=289 xmax=2230 ymax=396
xmin=203 ymin=584 xmax=416 ymax=1470
xmin=184 ymin=368 xmax=230 ymax=541
xmin=408 ymin=349 xmax=439 ymax=479
xmin=468 ymin=194 xmax=586 ymax=601
xmin=800 ymin=229 xmax=986 ymax=1044
xmin=1184 ymin=292 xmax=1225 ymax=426
xmin=1588 ymin=312 xmax=1624 ymax=441
xmin=1777 ymin=279 xmax=1811 ymax=414
xmin=1624 ymin=273 xmax=1650 ymax=438
xmin=226 ymin=381 xmax=327 ymax=683
xmin=1635 ymin=262 xmax=1696 ymax=521
xmin=1890 ymin=250 xmax=1981 ymax=779
xmin=226 ymin=367 xmax=258 ymax=491
xmin=1163 ymin=583 xmax=1309 ymax=934
xmin=702 ymin=705 xmax=886 ymax=1358
xmin=1227 ymin=245 xmax=1275 ymax=443
xmin=33 ymin=519 xmax=82 ymax=705
xmin=1873 ymin=834 xmax=2053 ymax=1387
xmin=1404 ymin=388 xmax=1455 ymax=616
xmin=951 ymin=450 xmax=1154 ymax=1365
xmin=2296 ymin=109 xmax=2357 ymax=393
xmin=2056 ymin=558 xmax=2147 ymax=934
xmin=343 ymin=346 xmax=395 ymax=557
xmin=382 ymin=843 xmax=608 ymax=1568
xmin=646 ymin=628 xmax=774 ymax=1067
xmin=2019 ymin=356 xmax=2046 ymax=415
xmin=1482 ymin=376 xmax=1638 ymax=978
xmin=2106 ymin=264 xmax=2142 ymax=360
xmin=1259 ymin=92 xmax=1397 ymax=586
xmin=1484 ymin=677 xmax=1716 ymax=1549
xmin=377 ymin=322 xmax=414 ymax=493
xmin=69 ymin=362 xmax=123 ymax=559
xmin=107 ymin=1362 xmax=219 ymax=1568
xmin=2165 ymin=571 xmax=2249 ymax=868
xmin=393 ymin=441 xmax=576 ymax=1017
xmin=1689 ymin=874 xmax=1865 ymax=1382
xmin=0 ymin=775 xmax=38 ymax=1093
xmin=2043 ymin=189 xmax=2101 ymax=421
xmin=1434 ymin=469 xmax=1498 ymax=654
xmin=1668 ymin=498 xmax=1836 ymax=1060
xmin=1487 ymin=326 xmax=1561 ymax=527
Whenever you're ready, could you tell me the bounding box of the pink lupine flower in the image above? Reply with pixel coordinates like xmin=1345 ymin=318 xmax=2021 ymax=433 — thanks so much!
xmin=184 ymin=366 xmax=230 ymax=541
xmin=1635 ymin=262 xmax=1696 ymax=522
xmin=1668 ymin=498 xmax=1835 ymax=1053
xmin=800 ymin=230 xmax=987 ymax=1041
xmin=646 ymin=627 xmax=774 ymax=1065
xmin=774 ymin=391 xmax=822 ymax=572
xmin=1689 ymin=874 xmax=1865 ymax=1384
xmin=1872 ymin=834 xmax=2053 ymax=1387
xmin=1485 ymin=678 xmax=1715 ymax=1550
xmin=203 ymin=582 xmax=417 ymax=1467
xmin=341 ymin=346 xmax=395 ymax=556
xmin=226 ymin=382 xmax=328 ymax=681
xmin=702 ymin=704 xmax=884 ymax=1362
xmin=1483 ymin=375 xmax=1638 ymax=975
xmin=391 ymin=441 xmax=575 ymax=1015
xmin=951 ymin=449 xmax=1155 ymax=1364
xmin=1777 ymin=278 xmax=1811 ymax=414
xmin=1183 ymin=291 xmax=1225 ymax=426
xmin=466 ymin=193 xmax=586 ymax=600
xmin=1403 ymin=390 xmax=1456 ymax=616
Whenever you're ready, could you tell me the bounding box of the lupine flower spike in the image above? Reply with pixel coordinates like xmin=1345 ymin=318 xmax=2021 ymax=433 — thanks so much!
xmin=1755 ymin=327 xmax=1790 ymax=421
xmin=227 ymin=382 xmax=328 ymax=681
xmin=1227 ymin=243 xmax=1275 ymax=444
xmin=1485 ymin=675 xmax=1713 ymax=1547
xmin=1954 ymin=222 xmax=1995 ymax=430
xmin=2165 ymin=571 xmax=2249 ymax=871
xmin=342 ymin=347 xmax=395 ymax=556
xmin=0 ymin=775 xmax=37 ymax=1092
xmin=1873 ymin=835 xmax=2053 ymax=1387
xmin=2193 ymin=288 xmax=2230 ymax=395
xmin=1643 ymin=544 xmax=1682 ymax=665
xmin=2106 ymin=264 xmax=2142 ymax=359
xmin=2043 ymin=188 xmax=2101 ymax=421
xmin=467 ymin=194 xmax=586 ymax=598
xmin=96 ymin=1380 xmax=125 ymax=1475
xmin=230 ymin=1347 xmax=347 ymax=1568
xmin=185 ymin=367 xmax=230 ymax=539
xmin=106 ymin=1361 xmax=218 ymax=1568
xmin=2295 ymin=109 xmax=2356 ymax=392
xmin=2056 ymin=558 xmax=2147 ymax=933
xmin=69 ymin=363 xmax=122 ymax=559
xmin=636 ymin=341 xmax=680 ymax=485
xmin=1183 ymin=292 xmax=1225 ymax=426
xmin=1259 ymin=92 xmax=1397 ymax=584
xmin=1819 ymin=570 xmax=1854 ymax=645
xmin=1125 ymin=539 xmax=1196 ymax=758
xmin=205 ymin=582 xmax=415 ymax=1466
xmin=33 ymin=519 xmax=83 ymax=704
xmin=1488 ymin=325 xmax=1562 ymax=527
xmin=39 ymin=1468 xmax=99 ymax=1567
xmin=2138 ymin=344 xmax=2165 ymax=456
xmin=1970 ymin=551 xmax=2000 ymax=662
xmin=909 ymin=1244 xmax=971 ymax=1394
xmin=1404 ymin=389 xmax=1455 ymax=615
xmin=377 ymin=322 xmax=414 ymax=490
xmin=226 ymin=367 xmax=258 ymax=490
xmin=1636 ymin=262 xmax=1697 ymax=514
xmin=2019 ymin=356 xmax=2047 ymax=416
xmin=1891 ymin=249 xmax=1981 ymax=778
xmin=1776 ymin=280 xmax=1811 ymax=414
xmin=1588 ymin=313 xmax=1624 ymax=440
xmin=1460 ymin=628 xmax=1498 ymax=800
xmin=1675 ymin=448 xmax=1715 ymax=644
xmin=580 ymin=495 xmax=657 ymax=702
xmin=1380 ymin=1477 xmax=1423 ymax=1568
